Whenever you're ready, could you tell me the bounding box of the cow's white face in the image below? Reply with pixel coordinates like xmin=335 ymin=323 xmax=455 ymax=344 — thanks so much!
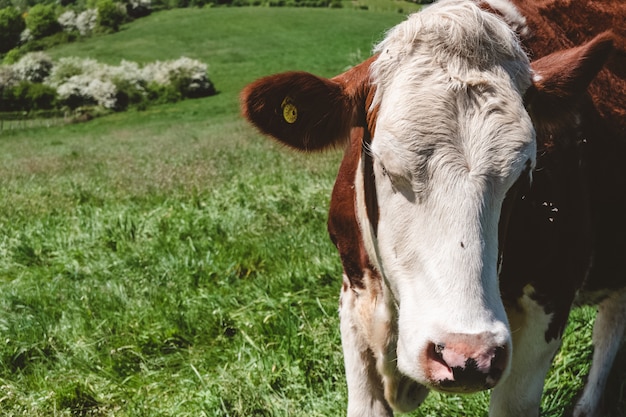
xmin=357 ymin=2 xmax=536 ymax=391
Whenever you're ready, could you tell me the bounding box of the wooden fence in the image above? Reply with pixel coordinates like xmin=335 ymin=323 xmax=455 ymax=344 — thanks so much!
xmin=0 ymin=111 xmax=70 ymax=134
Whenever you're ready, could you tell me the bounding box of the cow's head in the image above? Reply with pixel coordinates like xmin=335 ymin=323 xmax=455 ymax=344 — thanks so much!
xmin=240 ymin=0 xmax=612 ymax=400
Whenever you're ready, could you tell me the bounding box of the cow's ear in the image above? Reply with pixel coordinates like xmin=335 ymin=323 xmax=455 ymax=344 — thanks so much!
xmin=240 ymin=57 xmax=375 ymax=152
xmin=526 ymin=31 xmax=614 ymax=107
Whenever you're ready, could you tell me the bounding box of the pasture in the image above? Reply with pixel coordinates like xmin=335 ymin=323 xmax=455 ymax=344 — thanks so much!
xmin=0 ymin=5 xmax=624 ymax=416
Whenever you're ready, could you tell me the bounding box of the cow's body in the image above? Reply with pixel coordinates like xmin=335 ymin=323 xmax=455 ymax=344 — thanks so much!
xmin=492 ymin=2 xmax=626 ymax=416
xmin=241 ymin=0 xmax=625 ymax=416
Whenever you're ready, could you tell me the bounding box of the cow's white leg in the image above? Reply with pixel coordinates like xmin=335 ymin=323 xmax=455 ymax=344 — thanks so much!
xmin=573 ymin=288 xmax=626 ymax=417
xmin=489 ymin=286 xmax=562 ymax=417
xmin=340 ymin=271 xmax=428 ymax=416
xmin=340 ymin=275 xmax=394 ymax=417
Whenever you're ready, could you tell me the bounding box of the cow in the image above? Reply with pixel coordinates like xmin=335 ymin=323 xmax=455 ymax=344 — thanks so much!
xmin=240 ymin=0 xmax=625 ymax=416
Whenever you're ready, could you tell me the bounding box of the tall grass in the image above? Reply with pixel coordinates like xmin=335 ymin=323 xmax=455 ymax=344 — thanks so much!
xmin=0 ymin=5 xmax=624 ymax=417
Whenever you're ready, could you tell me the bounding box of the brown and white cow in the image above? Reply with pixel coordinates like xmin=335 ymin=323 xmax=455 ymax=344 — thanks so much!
xmin=241 ymin=0 xmax=625 ymax=416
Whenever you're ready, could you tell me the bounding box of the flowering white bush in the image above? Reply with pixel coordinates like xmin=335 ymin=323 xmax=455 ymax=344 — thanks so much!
xmin=13 ymin=52 xmax=53 ymax=83
xmin=0 ymin=65 xmax=19 ymax=89
xmin=48 ymin=58 xmax=123 ymax=109
xmin=19 ymin=28 xmax=32 ymax=44
xmin=47 ymin=57 xmax=146 ymax=95
xmin=46 ymin=57 xmax=87 ymax=87
xmin=102 ymin=59 xmax=145 ymax=90
xmin=143 ymin=57 xmax=205 ymax=85
xmin=47 ymin=57 xmax=106 ymax=87
xmin=58 ymin=10 xmax=77 ymax=32
xmin=142 ymin=57 xmax=214 ymax=97
xmin=59 ymin=9 xmax=98 ymax=35
xmin=56 ymin=74 xmax=117 ymax=109
xmin=3 ymin=55 xmax=214 ymax=112
xmin=76 ymin=9 xmax=97 ymax=36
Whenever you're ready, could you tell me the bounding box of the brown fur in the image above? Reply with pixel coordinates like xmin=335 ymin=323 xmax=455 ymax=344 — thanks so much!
xmin=499 ymin=1 xmax=626 ymax=345
xmin=512 ymin=0 xmax=626 ymax=134
xmin=240 ymin=71 xmax=352 ymax=151
xmin=328 ymin=128 xmax=374 ymax=289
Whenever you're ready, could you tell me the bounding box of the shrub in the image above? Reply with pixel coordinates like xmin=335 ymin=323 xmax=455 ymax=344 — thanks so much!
xmin=57 ymin=9 xmax=76 ymax=32
xmin=21 ymin=30 xmax=77 ymax=52
xmin=1 ymin=81 xmax=56 ymax=111
xmin=96 ymin=0 xmax=127 ymax=32
xmin=0 ymin=64 xmax=19 ymax=89
xmin=47 ymin=57 xmax=134 ymax=110
xmin=57 ymin=9 xmax=97 ymax=37
xmin=0 ymin=7 xmax=25 ymax=54
xmin=25 ymin=4 xmax=62 ymax=40
xmin=46 ymin=56 xmax=90 ymax=86
xmin=13 ymin=51 xmax=53 ymax=82
xmin=2 ymin=56 xmax=215 ymax=113
xmin=113 ymin=78 xmax=147 ymax=109
xmin=21 ymin=82 xmax=57 ymax=110
xmin=77 ymin=9 xmax=97 ymax=34
xmin=142 ymin=57 xmax=215 ymax=99
xmin=56 ymin=74 xmax=117 ymax=109
xmin=146 ymin=82 xmax=181 ymax=104
xmin=124 ymin=0 xmax=151 ymax=18
xmin=20 ymin=27 xmax=32 ymax=43
xmin=2 ymin=48 xmax=22 ymax=65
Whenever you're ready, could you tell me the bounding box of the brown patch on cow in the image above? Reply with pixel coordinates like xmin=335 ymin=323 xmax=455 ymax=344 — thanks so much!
xmin=530 ymin=32 xmax=614 ymax=100
xmin=512 ymin=0 xmax=626 ymax=134
xmin=526 ymin=32 xmax=614 ymax=151
xmin=362 ymin=129 xmax=380 ymax=235
xmin=499 ymin=1 xmax=625 ymax=345
xmin=240 ymin=72 xmax=352 ymax=151
xmin=241 ymin=56 xmax=378 ymax=152
xmin=328 ymin=127 xmax=377 ymax=289
xmin=332 ymin=55 xmax=378 ymax=126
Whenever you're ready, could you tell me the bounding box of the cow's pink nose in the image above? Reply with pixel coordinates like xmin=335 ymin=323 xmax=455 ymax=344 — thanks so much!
xmin=425 ymin=333 xmax=508 ymax=393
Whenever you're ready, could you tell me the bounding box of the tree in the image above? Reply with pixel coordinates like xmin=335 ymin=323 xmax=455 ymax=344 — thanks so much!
xmin=96 ymin=0 xmax=126 ymax=32
xmin=25 ymin=4 xmax=61 ymax=40
xmin=0 ymin=7 xmax=25 ymax=54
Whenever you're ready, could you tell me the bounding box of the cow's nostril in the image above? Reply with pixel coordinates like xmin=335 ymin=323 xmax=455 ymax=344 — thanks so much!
xmin=428 ymin=342 xmax=451 ymax=371
xmin=486 ymin=346 xmax=507 ymax=384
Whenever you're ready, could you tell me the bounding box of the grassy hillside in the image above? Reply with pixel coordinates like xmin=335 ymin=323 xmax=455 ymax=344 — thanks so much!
xmin=47 ymin=7 xmax=407 ymax=113
xmin=0 ymin=5 xmax=624 ymax=417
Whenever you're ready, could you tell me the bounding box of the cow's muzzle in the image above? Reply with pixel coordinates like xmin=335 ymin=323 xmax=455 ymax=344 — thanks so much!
xmin=424 ymin=332 xmax=509 ymax=393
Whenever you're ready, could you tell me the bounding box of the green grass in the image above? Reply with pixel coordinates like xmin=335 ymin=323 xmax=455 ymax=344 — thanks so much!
xmin=1 ymin=5 xmax=624 ymax=417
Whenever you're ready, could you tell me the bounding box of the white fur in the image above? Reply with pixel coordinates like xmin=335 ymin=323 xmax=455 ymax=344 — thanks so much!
xmin=361 ymin=0 xmax=535 ymax=388
xmin=340 ymin=273 xmax=394 ymax=417
xmin=489 ymin=285 xmax=562 ymax=416
xmin=481 ymin=0 xmax=530 ymax=37
xmin=339 ymin=270 xmax=429 ymax=415
xmin=340 ymin=0 xmax=536 ymax=413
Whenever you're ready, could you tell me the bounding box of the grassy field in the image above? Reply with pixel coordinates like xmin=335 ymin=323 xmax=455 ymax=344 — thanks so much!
xmin=0 ymin=5 xmax=624 ymax=417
